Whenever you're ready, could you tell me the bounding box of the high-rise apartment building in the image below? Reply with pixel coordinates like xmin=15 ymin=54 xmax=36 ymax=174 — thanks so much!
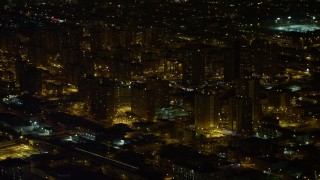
xmin=79 ymin=76 xmax=116 ymax=122
xmin=229 ymin=97 xmax=253 ymax=134
xmin=194 ymin=93 xmax=220 ymax=129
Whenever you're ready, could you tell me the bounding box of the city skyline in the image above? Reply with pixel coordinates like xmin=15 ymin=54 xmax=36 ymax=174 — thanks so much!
xmin=0 ymin=0 xmax=320 ymax=179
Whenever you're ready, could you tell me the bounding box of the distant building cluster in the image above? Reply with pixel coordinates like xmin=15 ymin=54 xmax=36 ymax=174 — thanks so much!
xmin=0 ymin=0 xmax=320 ymax=179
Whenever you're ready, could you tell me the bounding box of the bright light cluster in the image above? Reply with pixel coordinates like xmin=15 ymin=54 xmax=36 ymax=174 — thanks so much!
xmin=271 ymin=24 xmax=320 ymax=32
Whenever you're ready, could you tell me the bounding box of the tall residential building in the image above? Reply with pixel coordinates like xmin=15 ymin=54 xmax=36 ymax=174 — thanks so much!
xmin=224 ymin=41 xmax=241 ymax=82
xmin=181 ymin=46 xmax=205 ymax=86
xmin=65 ymin=62 xmax=86 ymax=86
xmin=236 ymin=78 xmax=261 ymax=124
xmin=142 ymin=26 xmax=165 ymax=49
xmin=131 ymin=82 xmax=155 ymax=120
xmin=146 ymin=75 xmax=170 ymax=109
xmin=131 ymin=76 xmax=169 ymax=120
xmin=16 ymin=61 xmax=42 ymax=95
xmin=251 ymin=39 xmax=279 ymax=76
xmin=91 ymin=78 xmax=116 ymax=121
xmin=79 ymin=76 xmax=116 ymax=122
xmin=267 ymin=90 xmax=291 ymax=109
xmin=248 ymin=79 xmax=261 ymax=124
xmin=229 ymin=97 xmax=253 ymax=134
xmin=194 ymin=93 xmax=220 ymax=129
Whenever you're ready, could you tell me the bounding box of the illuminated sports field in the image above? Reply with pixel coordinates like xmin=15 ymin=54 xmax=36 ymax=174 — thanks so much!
xmin=270 ymin=24 xmax=320 ymax=32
